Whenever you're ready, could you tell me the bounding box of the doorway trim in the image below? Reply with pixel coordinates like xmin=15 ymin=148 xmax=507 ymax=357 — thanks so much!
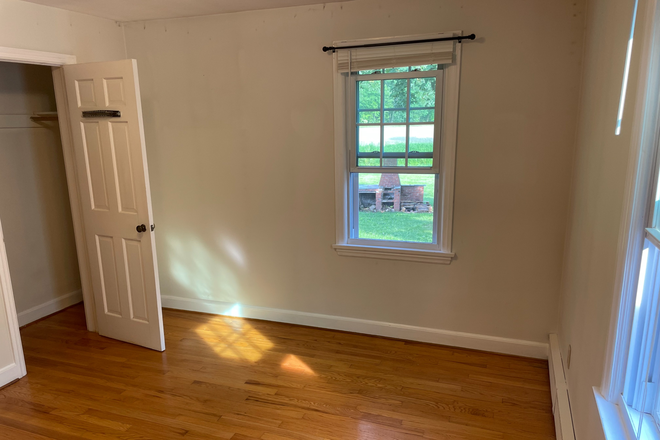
xmin=0 ymin=46 xmax=97 ymax=332
xmin=0 ymin=47 xmax=76 ymax=66
xmin=0 ymin=218 xmax=26 ymax=383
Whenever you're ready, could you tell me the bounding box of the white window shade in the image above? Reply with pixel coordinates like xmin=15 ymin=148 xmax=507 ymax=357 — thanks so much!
xmin=335 ymin=39 xmax=454 ymax=73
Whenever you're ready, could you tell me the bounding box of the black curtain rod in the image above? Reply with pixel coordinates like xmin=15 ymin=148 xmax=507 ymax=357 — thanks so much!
xmin=322 ymin=34 xmax=476 ymax=53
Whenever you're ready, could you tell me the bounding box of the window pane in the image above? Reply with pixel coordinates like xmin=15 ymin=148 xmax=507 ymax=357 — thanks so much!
xmin=653 ymin=176 xmax=660 ymax=228
xmin=623 ymin=239 xmax=660 ymax=435
xmin=409 ymin=125 xmax=434 ymax=167
xmin=408 ymin=158 xmax=433 ymax=167
xmin=358 ymin=80 xmax=381 ymax=110
xmin=410 ymin=77 xmax=436 ymax=108
xmin=358 ymin=158 xmax=380 ymax=167
xmin=624 ymin=242 xmax=655 ymax=407
xmin=357 ymin=126 xmax=380 ymax=155
xmin=358 ymin=69 xmax=383 ymax=75
xmin=358 ymin=111 xmax=380 ymax=124
xmin=384 ymin=125 xmax=406 ymax=167
xmin=410 ymin=64 xmax=439 ymax=71
xmin=355 ymin=173 xmax=436 ymax=243
xmin=384 ymin=79 xmax=408 ymax=109
xmin=410 ymin=109 xmax=435 ymax=123
xmin=384 ymin=67 xmax=409 ymax=73
xmin=384 ymin=110 xmax=406 ymax=123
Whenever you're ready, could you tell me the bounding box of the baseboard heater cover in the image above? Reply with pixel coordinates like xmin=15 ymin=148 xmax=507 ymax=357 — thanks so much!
xmin=549 ymin=334 xmax=576 ymax=440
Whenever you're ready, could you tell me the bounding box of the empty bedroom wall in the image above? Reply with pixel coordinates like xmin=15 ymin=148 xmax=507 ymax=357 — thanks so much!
xmin=123 ymin=0 xmax=585 ymax=346
xmin=0 ymin=0 xmax=126 ymax=63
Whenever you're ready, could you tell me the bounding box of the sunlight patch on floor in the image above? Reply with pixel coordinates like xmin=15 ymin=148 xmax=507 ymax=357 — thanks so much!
xmin=195 ymin=317 xmax=273 ymax=362
xmin=281 ymin=354 xmax=315 ymax=375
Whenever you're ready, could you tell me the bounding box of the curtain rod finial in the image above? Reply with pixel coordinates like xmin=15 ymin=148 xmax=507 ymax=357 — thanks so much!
xmin=322 ymin=46 xmax=335 ymax=53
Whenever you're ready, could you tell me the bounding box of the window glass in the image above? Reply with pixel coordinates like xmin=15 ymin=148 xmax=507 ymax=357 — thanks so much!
xmin=408 ymin=125 xmax=434 ymax=168
xmin=357 ymin=80 xmax=381 ymax=110
xmin=355 ymin=70 xmax=437 ymax=169
xmin=383 ymin=125 xmax=406 ymax=167
xmin=384 ymin=79 xmax=407 ymax=109
xmin=357 ymin=126 xmax=380 ymax=161
xmin=354 ymin=173 xmax=436 ymax=243
xmin=653 ymin=174 xmax=660 ymax=229
xmin=358 ymin=65 xmax=439 ymax=75
xmin=410 ymin=77 xmax=436 ymax=108
xmin=623 ymin=240 xmax=660 ymax=436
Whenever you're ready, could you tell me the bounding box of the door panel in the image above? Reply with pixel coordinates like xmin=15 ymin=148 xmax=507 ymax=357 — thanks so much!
xmin=81 ymin=121 xmax=110 ymax=211
xmin=63 ymin=60 xmax=164 ymax=351
xmin=109 ymin=122 xmax=138 ymax=214
xmin=123 ymin=239 xmax=149 ymax=323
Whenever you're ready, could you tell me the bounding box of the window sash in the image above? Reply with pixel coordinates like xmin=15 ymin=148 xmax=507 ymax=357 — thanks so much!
xmin=348 ymin=69 xmax=443 ymax=174
xmin=347 ymin=172 xmax=440 ymax=248
xmin=623 ymin=236 xmax=660 ymax=437
xmin=618 ymin=131 xmax=660 ymax=437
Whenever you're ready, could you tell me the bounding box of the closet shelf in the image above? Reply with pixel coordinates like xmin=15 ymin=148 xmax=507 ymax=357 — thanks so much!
xmin=0 ymin=113 xmax=59 ymax=129
xmin=30 ymin=112 xmax=59 ymax=121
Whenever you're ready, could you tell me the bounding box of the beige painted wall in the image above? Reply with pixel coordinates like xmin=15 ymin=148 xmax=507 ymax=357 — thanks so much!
xmin=0 ymin=0 xmax=125 ymax=63
xmin=557 ymin=0 xmax=645 ymax=438
xmin=124 ymin=0 xmax=584 ymax=343
xmin=0 ymin=62 xmax=80 ymax=314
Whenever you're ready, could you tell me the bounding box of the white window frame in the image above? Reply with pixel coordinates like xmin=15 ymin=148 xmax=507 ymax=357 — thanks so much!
xmin=331 ymin=32 xmax=462 ymax=264
xmin=596 ymin=1 xmax=660 ymax=439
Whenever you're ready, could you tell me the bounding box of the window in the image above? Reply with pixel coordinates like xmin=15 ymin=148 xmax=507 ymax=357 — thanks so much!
xmin=619 ymin=171 xmax=660 ymax=439
xmin=331 ymin=33 xmax=461 ymax=264
xmin=352 ymin=66 xmax=440 ymax=245
xmin=601 ymin=72 xmax=660 ymax=438
xmin=596 ymin=5 xmax=660 ymax=439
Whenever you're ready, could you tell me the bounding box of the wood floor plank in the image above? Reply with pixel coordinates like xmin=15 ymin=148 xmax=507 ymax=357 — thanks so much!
xmin=0 ymin=305 xmax=555 ymax=439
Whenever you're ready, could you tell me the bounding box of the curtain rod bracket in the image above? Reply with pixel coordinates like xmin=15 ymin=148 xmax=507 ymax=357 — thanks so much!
xmin=322 ymin=34 xmax=476 ymax=53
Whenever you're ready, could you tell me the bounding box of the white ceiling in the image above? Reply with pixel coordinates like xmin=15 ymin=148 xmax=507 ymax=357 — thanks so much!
xmin=20 ymin=0 xmax=347 ymax=22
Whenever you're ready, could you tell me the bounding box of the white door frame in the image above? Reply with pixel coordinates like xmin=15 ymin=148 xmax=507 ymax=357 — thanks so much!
xmin=0 ymin=217 xmax=26 ymax=383
xmin=0 ymin=46 xmax=98 ymax=332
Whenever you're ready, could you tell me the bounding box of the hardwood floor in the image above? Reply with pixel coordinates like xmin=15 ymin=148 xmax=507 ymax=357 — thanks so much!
xmin=0 ymin=304 xmax=555 ymax=439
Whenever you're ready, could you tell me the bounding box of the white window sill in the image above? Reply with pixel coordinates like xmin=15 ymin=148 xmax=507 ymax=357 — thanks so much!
xmin=594 ymin=387 xmax=660 ymax=440
xmin=332 ymin=244 xmax=455 ymax=264
xmin=594 ymin=388 xmax=633 ymax=440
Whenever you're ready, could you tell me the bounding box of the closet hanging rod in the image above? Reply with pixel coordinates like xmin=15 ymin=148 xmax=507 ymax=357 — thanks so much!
xmin=322 ymin=34 xmax=476 ymax=53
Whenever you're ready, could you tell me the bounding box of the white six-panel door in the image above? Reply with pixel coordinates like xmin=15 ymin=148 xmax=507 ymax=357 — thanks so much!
xmin=63 ymin=60 xmax=165 ymax=351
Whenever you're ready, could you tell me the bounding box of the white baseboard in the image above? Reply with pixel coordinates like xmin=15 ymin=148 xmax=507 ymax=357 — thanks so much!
xmin=17 ymin=289 xmax=83 ymax=327
xmin=549 ymin=334 xmax=576 ymax=440
xmin=161 ymin=295 xmax=549 ymax=359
